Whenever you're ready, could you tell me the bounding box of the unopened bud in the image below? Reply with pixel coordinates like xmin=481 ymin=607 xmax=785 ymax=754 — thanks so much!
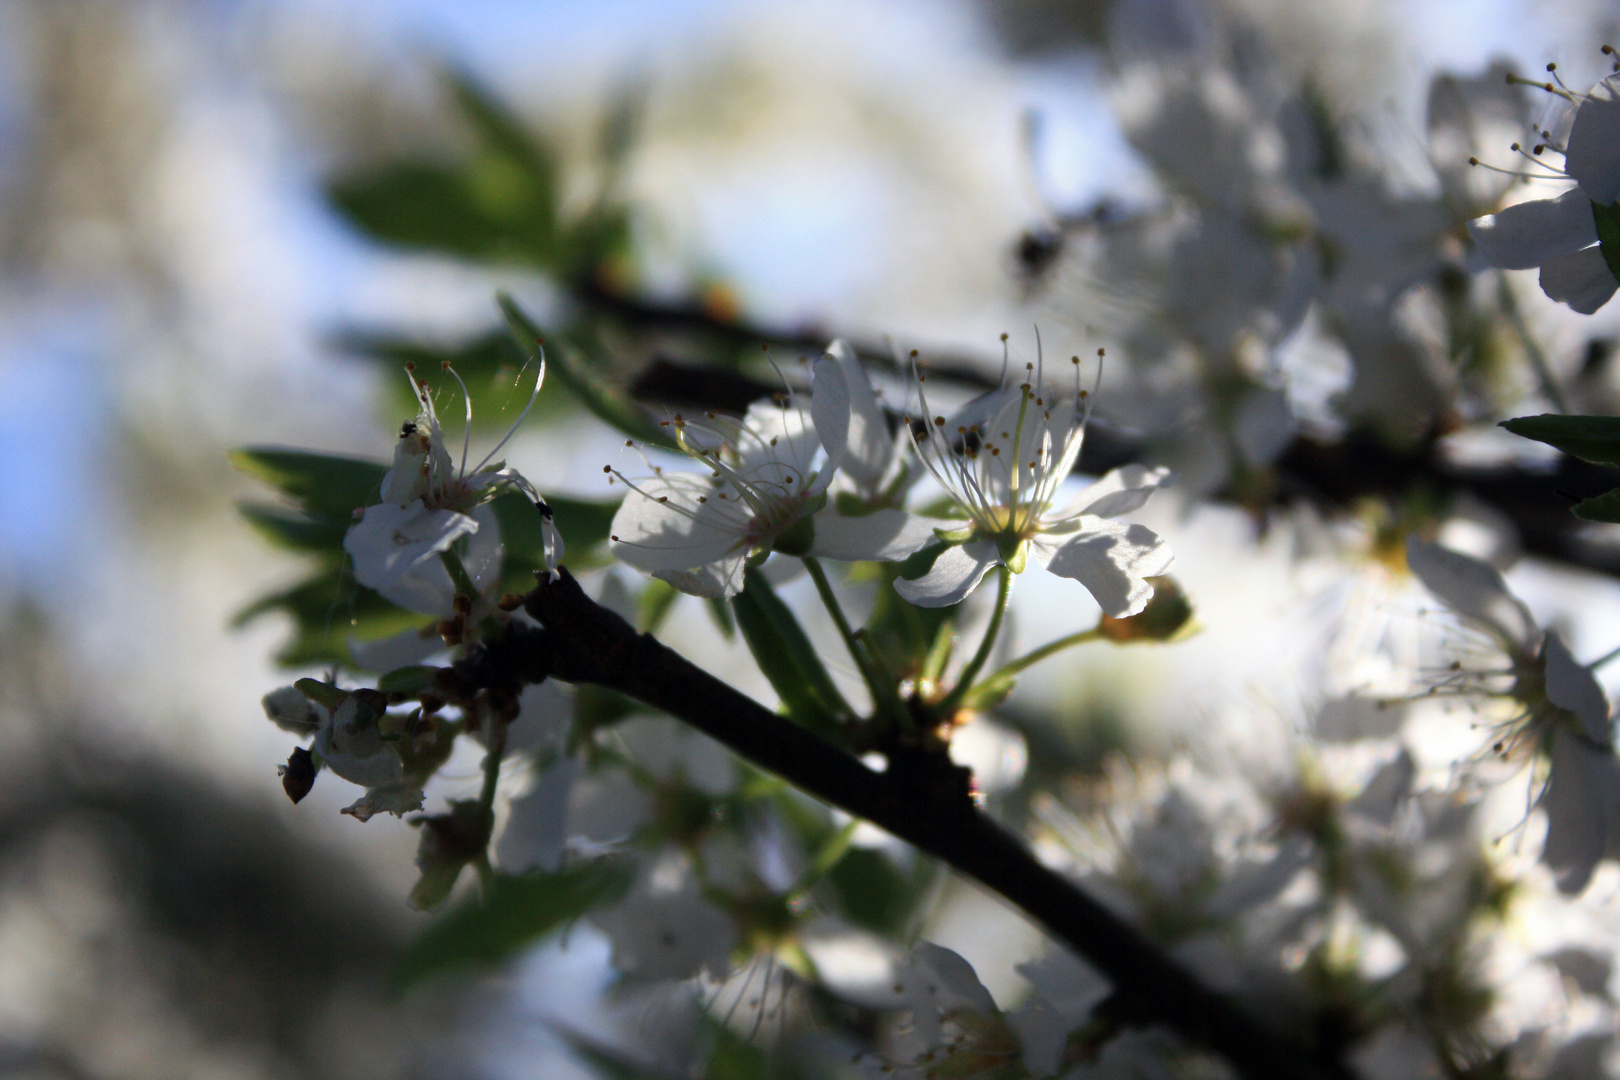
xmin=278 ymin=746 xmax=316 ymax=804
xmin=1098 ymin=577 xmax=1196 ymax=643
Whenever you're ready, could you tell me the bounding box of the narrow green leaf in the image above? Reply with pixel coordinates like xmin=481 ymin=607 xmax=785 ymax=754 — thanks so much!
xmin=229 ymin=448 xmax=385 ymax=517
xmin=1575 ymin=487 xmax=1620 ymax=523
xmin=395 ymin=861 xmax=630 ymax=989
xmin=1500 ymin=414 xmax=1620 ymax=468
xmin=1593 ymin=199 xmax=1620 ymax=287
xmin=731 ymin=568 xmax=850 ymax=736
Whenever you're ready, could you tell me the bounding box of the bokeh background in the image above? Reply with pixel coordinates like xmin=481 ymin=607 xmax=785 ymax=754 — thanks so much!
xmin=3 ymin=0 xmax=1619 ymax=1076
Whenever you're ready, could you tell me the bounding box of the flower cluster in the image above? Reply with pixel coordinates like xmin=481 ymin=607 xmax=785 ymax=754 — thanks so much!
xmin=345 ymin=358 xmax=561 ymax=619
xmin=607 ymin=340 xmax=1176 ymax=615
xmin=1467 ymin=64 xmax=1620 ymax=313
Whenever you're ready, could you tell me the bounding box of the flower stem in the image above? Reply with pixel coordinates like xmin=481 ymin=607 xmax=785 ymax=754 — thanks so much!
xmin=1499 ymin=270 xmax=1569 ymax=414
xmin=939 ymin=564 xmax=1012 ymax=714
xmin=976 ymin=626 xmax=1106 ymax=687
xmin=1589 ymin=641 xmax=1620 ymax=671
xmin=439 ymin=548 xmax=481 ymax=602
xmin=803 ymin=556 xmax=903 ymax=723
xmin=788 ymin=818 xmax=861 ymax=901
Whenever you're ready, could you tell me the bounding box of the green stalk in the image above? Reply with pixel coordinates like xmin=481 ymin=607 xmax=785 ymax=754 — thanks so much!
xmin=976 ymin=626 xmax=1107 ymax=686
xmin=439 ymin=548 xmax=481 ymax=603
xmin=788 ymin=818 xmax=861 ymax=901
xmin=1499 ymin=270 xmax=1570 ymax=414
xmin=1589 ymin=640 xmax=1620 ymax=672
xmin=939 ymin=565 xmax=1012 ymax=714
xmin=803 ymin=557 xmax=903 ymax=723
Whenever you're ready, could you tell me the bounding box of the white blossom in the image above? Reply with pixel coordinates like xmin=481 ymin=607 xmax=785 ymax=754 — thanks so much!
xmin=1466 ymin=73 xmax=1620 ymax=313
xmin=345 ymin=360 xmax=561 ymax=617
xmin=895 ymin=356 xmax=1174 ymax=613
xmin=608 ymin=353 xmax=936 ymax=599
xmin=1406 ymin=538 xmax=1620 ymax=892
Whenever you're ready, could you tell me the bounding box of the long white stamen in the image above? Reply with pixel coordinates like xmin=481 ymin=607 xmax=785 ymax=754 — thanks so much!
xmin=474 ymin=349 xmax=547 ymax=474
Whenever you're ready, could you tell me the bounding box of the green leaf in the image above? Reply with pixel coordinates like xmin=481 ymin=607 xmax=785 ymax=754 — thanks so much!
xmin=327 ymin=74 xmax=559 ymax=267
xmin=492 ymin=490 xmax=617 ymax=591
xmin=377 ymin=665 xmax=440 ymax=696
xmin=1500 ymin=414 xmax=1620 ymax=468
xmin=395 ymin=861 xmax=630 ymax=989
xmin=826 ymin=847 xmax=936 ymax=937
xmin=237 ymin=502 xmax=350 ymax=553
xmin=497 ymin=295 xmax=677 ymax=450
xmin=229 ymin=448 xmax=386 ymax=517
xmin=234 ymin=564 xmax=425 ymax=669
xmin=731 ymin=568 xmax=851 ymax=737
xmin=1575 ymin=487 xmax=1620 ymax=523
xmin=333 ymin=329 xmax=567 ymax=431
xmin=1593 ymin=199 xmax=1620 ymax=288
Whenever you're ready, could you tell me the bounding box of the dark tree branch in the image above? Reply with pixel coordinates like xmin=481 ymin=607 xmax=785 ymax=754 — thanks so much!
xmin=517 ymin=568 xmax=1353 ymax=1080
xmin=579 ymin=284 xmax=1620 ymax=581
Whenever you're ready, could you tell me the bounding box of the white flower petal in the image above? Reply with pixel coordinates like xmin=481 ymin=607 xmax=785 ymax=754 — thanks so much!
xmin=1539 ymin=727 xmax=1620 ymax=894
xmin=910 ymin=942 xmax=996 ymax=1014
xmin=894 ymin=539 xmax=1001 ymax=608
xmin=1035 ymin=518 xmax=1173 ymax=617
xmin=1540 ymin=244 xmax=1619 ymax=314
xmin=1544 ymin=631 xmax=1612 ymax=742
xmin=810 ymin=354 xmax=850 ymax=487
xmin=736 ymin=397 xmax=819 ymax=484
xmin=315 ymin=697 xmax=404 ymax=790
xmin=592 ymin=855 xmax=738 ymax=979
xmin=609 ymin=475 xmax=748 ymax=574
xmin=1007 ymin=994 xmax=1068 ymax=1077
xmin=497 ymin=754 xmax=581 ymax=873
xmin=341 ymin=782 xmax=424 ymax=822
xmin=654 ymin=556 xmax=746 ymax=599
xmin=1071 ymin=464 xmax=1175 ymax=519
xmin=1466 ymin=188 xmax=1597 ymax=269
xmin=1567 ymin=74 xmax=1620 ymax=205
xmin=1404 ymin=539 xmax=1537 ymax=651
xmin=344 ymin=500 xmax=483 ymax=617
xmin=346 ymin=625 xmax=445 ymax=672
xmin=808 ymin=509 xmax=947 ymax=562
xmin=828 ymin=339 xmax=894 ymax=489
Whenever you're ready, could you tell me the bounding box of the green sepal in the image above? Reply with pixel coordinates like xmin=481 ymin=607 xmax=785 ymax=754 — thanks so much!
xmin=731 ymin=568 xmax=851 ymax=737
xmin=1500 ymin=413 xmax=1620 ymax=468
xmin=1593 ymin=199 xmax=1620 ymax=287
xmin=1575 ymin=487 xmax=1620 ymax=523
xmin=377 ymin=666 xmax=440 ymax=696
xmin=294 ymin=677 xmax=348 ymax=711
xmin=772 ymin=512 xmax=816 ymax=557
xmin=394 ymin=860 xmax=631 ymax=990
xmin=997 ymin=534 xmax=1028 ymax=574
xmin=637 ymin=578 xmax=679 ymax=633
xmin=934 ymin=525 xmax=975 ymax=544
